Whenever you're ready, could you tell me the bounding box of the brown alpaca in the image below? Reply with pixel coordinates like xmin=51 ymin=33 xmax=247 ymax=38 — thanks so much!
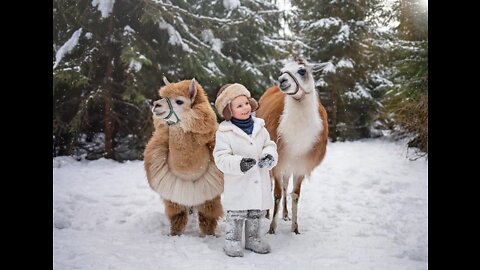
xmin=144 ymin=78 xmax=224 ymax=236
xmin=256 ymin=58 xmax=329 ymax=234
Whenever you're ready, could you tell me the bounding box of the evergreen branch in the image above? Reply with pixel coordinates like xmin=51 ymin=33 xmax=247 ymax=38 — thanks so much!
xmin=148 ymin=0 xmax=233 ymax=24
xmin=113 ymin=99 xmax=143 ymax=113
xmin=293 ymin=39 xmax=314 ymax=50
xmin=147 ymin=0 xmax=281 ymax=26
xmin=181 ymin=30 xmax=232 ymax=62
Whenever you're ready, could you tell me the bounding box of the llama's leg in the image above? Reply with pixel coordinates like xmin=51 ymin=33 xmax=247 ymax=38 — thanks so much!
xmin=282 ymin=175 xmax=291 ymax=221
xmin=196 ymin=196 xmax=223 ymax=236
xmin=265 ymin=172 xmax=274 ymax=219
xmin=164 ymin=200 xmax=188 ymax=236
xmin=268 ymin=173 xmax=282 ymax=234
xmin=291 ymin=175 xmax=305 ymax=234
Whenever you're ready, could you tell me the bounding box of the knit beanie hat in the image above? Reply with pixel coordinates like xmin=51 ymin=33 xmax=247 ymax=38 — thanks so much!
xmin=215 ymin=83 xmax=259 ymax=121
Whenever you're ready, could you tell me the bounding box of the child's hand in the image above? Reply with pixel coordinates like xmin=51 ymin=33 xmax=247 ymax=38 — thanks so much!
xmin=258 ymin=154 xmax=274 ymax=168
xmin=240 ymin=158 xmax=256 ymax=172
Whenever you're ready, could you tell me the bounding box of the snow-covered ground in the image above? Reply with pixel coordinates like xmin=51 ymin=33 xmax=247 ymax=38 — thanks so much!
xmin=53 ymin=138 xmax=428 ymax=270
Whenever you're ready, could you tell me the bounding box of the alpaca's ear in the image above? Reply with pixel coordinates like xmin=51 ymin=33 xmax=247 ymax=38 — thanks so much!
xmin=162 ymin=76 xmax=171 ymax=85
xmin=312 ymin=62 xmax=331 ymax=73
xmin=189 ymin=78 xmax=197 ymax=102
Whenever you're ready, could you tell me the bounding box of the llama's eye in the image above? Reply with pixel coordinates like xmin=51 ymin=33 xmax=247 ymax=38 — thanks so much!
xmin=176 ymin=100 xmax=184 ymax=105
xmin=298 ymin=69 xmax=306 ymax=76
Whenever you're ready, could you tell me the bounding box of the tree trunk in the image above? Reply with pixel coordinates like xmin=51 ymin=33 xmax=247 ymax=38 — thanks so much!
xmin=330 ymin=80 xmax=338 ymax=143
xmin=104 ymin=89 xmax=114 ymax=159
xmin=104 ymin=17 xmax=115 ymax=159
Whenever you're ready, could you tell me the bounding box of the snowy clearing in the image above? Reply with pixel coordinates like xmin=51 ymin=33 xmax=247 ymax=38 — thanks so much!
xmin=54 ymin=138 xmax=427 ymax=270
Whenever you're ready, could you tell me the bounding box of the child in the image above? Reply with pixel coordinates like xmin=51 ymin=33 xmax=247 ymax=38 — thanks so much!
xmin=213 ymin=83 xmax=278 ymax=257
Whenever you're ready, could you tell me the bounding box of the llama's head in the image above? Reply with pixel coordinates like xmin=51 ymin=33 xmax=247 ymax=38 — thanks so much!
xmin=152 ymin=77 xmax=210 ymax=126
xmin=278 ymin=58 xmax=329 ymax=101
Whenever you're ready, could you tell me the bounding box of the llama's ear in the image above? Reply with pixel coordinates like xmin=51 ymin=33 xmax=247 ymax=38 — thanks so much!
xmin=163 ymin=76 xmax=171 ymax=85
xmin=312 ymin=62 xmax=331 ymax=73
xmin=188 ymin=78 xmax=197 ymax=101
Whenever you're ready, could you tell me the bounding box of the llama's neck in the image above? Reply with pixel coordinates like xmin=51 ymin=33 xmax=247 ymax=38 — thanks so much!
xmin=278 ymin=91 xmax=323 ymax=157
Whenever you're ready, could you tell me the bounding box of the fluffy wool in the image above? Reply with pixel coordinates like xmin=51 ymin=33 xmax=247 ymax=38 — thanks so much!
xmin=256 ymin=59 xmax=329 ymax=234
xmin=144 ymin=78 xmax=224 ymax=235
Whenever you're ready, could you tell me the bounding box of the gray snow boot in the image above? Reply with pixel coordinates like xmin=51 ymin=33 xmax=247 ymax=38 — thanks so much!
xmin=224 ymin=210 xmax=247 ymax=257
xmin=245 ymin=210 xmax=271 ymax=254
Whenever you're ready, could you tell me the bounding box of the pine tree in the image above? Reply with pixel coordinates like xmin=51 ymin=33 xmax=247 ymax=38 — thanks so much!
xmin=142 ymin=0 xmax=287 ymax=98
xmin=365 ymin=0 xmax=428 ymax=156
xmin=290 ymin=0 xmax=381 ymax=141
xmin=53 ymin=0 xmax=289 ymax=160
xmin=383 ymin=0 xmax=428 ymax=156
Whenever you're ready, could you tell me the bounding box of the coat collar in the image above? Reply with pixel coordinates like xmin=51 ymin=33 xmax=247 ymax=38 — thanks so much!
xmin=218 ymin=116 xmax=265 ymax=141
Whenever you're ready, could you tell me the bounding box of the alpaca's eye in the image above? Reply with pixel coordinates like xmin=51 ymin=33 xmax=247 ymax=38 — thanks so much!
xmin=298 ymin=69 xmax=306 ymax=76
xmin=176 ymin=100 xmax=184 ymax=105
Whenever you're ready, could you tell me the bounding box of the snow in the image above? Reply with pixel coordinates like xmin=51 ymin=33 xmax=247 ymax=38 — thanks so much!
xmin=315 ymin=77 xmax=328 ymax=87
xmin=54 ymin=139 xmax=427 ymax=269
xmin=337 ymin=58 xmax=354 ymax=69
xmin=91 ymin=0 xmax=115 ymax=18
xmin=201 ymin=29 xmax=223 ymax=53
xmin=158 ymin=21 xmax=192 ymax=52
xmin=322 ymin=62 xmax=336 ymax=74
xmin=53 ymin=28 xmax=82 ymax=69
xmin=129 ymin=60 xmax=142 ymax=72
xmin=345 ymin=83 xmax=373 ymax=100
xmin=308 ymin=17 xmax=341 ymax=30
xmin=123 ymin=25 xmax=135 ymax=35
xmin=206 ymin=62 xmax=223 ymax=76
xmin=334 ymin=24 xmax=350 ymax=43
xmin=223 ymin=0 xmax=240 ymax=10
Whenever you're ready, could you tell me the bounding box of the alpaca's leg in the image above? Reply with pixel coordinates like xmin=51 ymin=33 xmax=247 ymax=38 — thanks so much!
xmin=164 ymin=200 xmax=188 ymax=236
xmin=291 ymin=175 xmax=305 ymax=234
xmin=282 ymin=175 xmax=291 ymax=221
xmin=197 ymin=196 xmax=223 ymax=236
xmin=268 ymin=172 xmax=282 ymax=234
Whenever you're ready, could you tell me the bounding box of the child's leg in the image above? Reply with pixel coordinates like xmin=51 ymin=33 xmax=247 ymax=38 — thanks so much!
xmin=245 ymin=210 xmax=271 ymax=254
xmin=224 ymin=210 xmax=247 ymax=257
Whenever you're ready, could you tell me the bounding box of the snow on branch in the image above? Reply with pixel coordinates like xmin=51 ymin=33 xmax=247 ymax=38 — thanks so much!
xmin=223 ymin=0 xmax=240 ymax=10
xmin=150 ymin=0 xmax=281 ymax=27
xmin=307 ymin=17 xmax=341 ymax=30
xmin=337 ymin=58 xmax=354 ymax=69
xmin=151 ymin=0 xmax=232 ymax=24
xmin=334 ymin=25 xmax=350 ymax=43
xmin=53 ymin=28 xmax=83 ymax=70
xmin=91 ymin=0 xmax=115 ymax=18
xmin=158 ymin=21 xmax=192 ymax=52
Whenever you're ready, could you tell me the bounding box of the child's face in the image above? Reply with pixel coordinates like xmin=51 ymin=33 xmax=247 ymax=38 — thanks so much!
xmin=230 ymin=95 xmax=251 ymax=120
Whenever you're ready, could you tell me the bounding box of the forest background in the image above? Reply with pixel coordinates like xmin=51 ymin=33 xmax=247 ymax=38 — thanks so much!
xmin=52 ymin=0 xmax=428 ymax=161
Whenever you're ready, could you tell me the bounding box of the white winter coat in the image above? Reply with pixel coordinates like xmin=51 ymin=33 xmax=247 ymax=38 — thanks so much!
xmin=213 ymin=117 xmax=278 ymax=211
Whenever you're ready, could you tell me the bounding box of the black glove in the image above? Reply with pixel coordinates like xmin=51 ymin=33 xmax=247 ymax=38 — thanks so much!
xmin=258 ymin=154 xmax=274 ymax=168
xmin=240 ymin=158 xmax=256 ymax=172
